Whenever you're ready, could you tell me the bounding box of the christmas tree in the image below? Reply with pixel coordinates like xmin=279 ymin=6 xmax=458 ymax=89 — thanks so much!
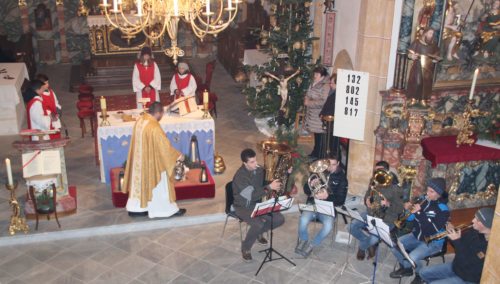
xmin=243 ymin=0 xmax=317 ymax=128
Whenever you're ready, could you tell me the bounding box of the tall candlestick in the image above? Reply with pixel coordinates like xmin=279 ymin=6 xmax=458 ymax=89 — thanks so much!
xmin=113 ymin=0 xmax=118 ymax=11
xmin=137 ymin=0 xmax=142 ymax=16
xmin=173 ymin=0 xmax=179 ymax=16
xmin=206 ymin=0 xmax=210 ymax=15
xmin=469 ymin=68 xmax=479 ymax=100
xmin=100 ymin=96 xmax=107 ymax=110
xmin=203 ymin=90 xmax=209 ymax=105
xmin=5 ymin=158 xmax=13 ymax=186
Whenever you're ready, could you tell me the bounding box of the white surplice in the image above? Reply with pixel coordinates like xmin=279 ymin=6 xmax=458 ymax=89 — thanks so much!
xmin=132 ymin=62 xmax=161 ymax=109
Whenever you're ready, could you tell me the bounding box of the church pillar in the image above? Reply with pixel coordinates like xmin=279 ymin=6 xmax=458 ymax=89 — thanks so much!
xmin=55 ymin=0 xmax=70 ymax=63
xmin=481 ymin=192 xmax=500 ymax=282
xmin=346 ymin=0 xmax=396 ymax=195
xmin=18 ymin=1 xmax=30 ymax=33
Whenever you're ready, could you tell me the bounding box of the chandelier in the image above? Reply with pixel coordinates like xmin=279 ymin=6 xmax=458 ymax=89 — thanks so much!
xmin=100 ymin=0 xmax=241 ymax=64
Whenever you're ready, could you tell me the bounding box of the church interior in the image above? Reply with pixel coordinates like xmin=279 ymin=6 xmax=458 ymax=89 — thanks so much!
xmin=0 ymin=0 xmax=499 ymax=283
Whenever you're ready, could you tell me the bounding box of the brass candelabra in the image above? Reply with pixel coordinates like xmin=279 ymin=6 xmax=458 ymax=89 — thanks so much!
xmin=6 ymin=181 xmax=29 ymax=235
xmin=202 ymin=102 xmax=210 ymax=119
xmin=456 ymin=99 xmax=490 ymax=147
xmin=100 ymin=109 xmax=111 ymax=126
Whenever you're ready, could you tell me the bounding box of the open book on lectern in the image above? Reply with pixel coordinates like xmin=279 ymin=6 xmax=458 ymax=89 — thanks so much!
xmin=22 ymin=150 xmax=61 ymax=178
xmin=251 ymin=196 xmax=294 ymax=218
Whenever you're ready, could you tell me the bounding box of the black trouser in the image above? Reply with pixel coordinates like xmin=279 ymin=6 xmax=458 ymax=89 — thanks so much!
xmin=311 ymin=133 xmax=323 ymax=158
xmin=235 ymin=207 xmax=285 ymax=251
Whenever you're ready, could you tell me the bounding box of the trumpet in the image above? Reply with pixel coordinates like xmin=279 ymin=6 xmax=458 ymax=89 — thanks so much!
xmin=368 ymin=169 xmax=392 ymax=218
xmin=424 ymin=223 xmax=473 ymax=244
xmin=393 ymin=196 xmax=425 ymax=229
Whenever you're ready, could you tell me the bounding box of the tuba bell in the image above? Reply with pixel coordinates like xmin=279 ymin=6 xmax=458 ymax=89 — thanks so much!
xmin=260 ymin=139 xmax=293 ymax=198
xmin=372 ymin=169 xmax=393 ymax=187
xmin=307 ymin=159 xmax=330 ymax=195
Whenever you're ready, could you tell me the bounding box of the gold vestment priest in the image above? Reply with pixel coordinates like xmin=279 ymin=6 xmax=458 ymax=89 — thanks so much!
xmin=122 ymin=112 xmax=181 ymax=218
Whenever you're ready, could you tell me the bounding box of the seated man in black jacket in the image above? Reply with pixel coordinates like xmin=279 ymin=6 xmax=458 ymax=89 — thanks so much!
xmin=419 ymin=207 xmax=493 ymax=284
xmin=295 ymin=154 xmax=348 ymax=257
xmin=232 ymin=148 xmax=285 ymax=262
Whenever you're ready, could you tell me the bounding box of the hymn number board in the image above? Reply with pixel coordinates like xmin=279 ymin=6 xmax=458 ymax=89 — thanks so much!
xmin=333 ymin=69 xmax=369 ymax=141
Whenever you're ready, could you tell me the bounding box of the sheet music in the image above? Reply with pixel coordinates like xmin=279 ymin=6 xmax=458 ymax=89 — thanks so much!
xmin=366 ymin=215 xmax=393 ymax=247
xmin=397 ymin=239 xmax=416 ymax=268
xmin=314 ymin=199 xmax=335 ymax=217
xmin=335 ymin=206 xmax=364 ymax=222
xmin=251 ymin=197 xmax=294 ymax=218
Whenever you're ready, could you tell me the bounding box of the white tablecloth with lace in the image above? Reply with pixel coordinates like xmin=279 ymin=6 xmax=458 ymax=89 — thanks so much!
xmin=97 ymin=108 xmax=215 ymax=183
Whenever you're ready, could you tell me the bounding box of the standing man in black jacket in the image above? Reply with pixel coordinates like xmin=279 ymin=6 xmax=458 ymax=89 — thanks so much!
xmin=419 ymin=207 xmax=493 ymax=284
xmin=232 ymin=148 xmax=285 ymax=262
xmin=295 ymin=154 xmax=348 ymax=257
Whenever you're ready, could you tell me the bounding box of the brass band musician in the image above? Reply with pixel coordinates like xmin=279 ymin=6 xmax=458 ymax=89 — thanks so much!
xmin=390 ymin=178 xmax=450 ymax=284
xmin=295 ymin=154 xmax=348 ymax=258
xmin=348 ymin=161 xmax=404 ymax=261
xmin=419 ymin=207 xmax=493 ymax=283
xmin=232 ymin=148 xmax=287 ymax=262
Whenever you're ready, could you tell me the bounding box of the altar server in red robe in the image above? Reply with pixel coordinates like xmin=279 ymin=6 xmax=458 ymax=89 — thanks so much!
xmin=36 ymin=74 xmax=61 ymax=139
xmin=132 ymin=46 xmax=161 ymax=109
xmin=25 ymin=80 xmax=57 ymax=141
xmin=169 ymin=62 xmax=197 ymax=99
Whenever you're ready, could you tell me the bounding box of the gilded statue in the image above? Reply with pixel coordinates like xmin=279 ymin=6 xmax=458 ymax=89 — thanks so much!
xmin=475 ymin=0 xmax=500 ymax=59
xmin=442 ymin=1 xmax=463 ymax=61
xmin=416 ymin=0 xmax=436 ymax=38
xmin=406 ymin=28 xmax=441 ymax=105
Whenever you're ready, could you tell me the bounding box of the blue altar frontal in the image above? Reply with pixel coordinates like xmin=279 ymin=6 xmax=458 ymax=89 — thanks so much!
xmin=97 ymin=109 xmax=215 ymax=184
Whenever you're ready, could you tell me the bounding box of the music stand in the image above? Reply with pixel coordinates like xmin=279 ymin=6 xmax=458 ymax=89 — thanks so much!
xmin=334 ymin=205 xmax=366 ymax=277
xmin=252 ymin=197 xmax=295 ymax=276
xmin=366 ymin=216 xmax=395 ymax=284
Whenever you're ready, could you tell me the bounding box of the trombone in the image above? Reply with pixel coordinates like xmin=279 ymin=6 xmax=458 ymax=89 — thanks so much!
xmin=424 ymin=223 xmax=473 ymax=244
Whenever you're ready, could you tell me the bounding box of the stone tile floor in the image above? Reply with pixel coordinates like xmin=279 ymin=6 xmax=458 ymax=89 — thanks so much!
xmin=0 ymin=213 xmax=453 ymax=283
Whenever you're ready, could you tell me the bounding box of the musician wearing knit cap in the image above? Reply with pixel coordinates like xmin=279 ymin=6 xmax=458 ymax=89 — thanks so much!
xmin=390 ymin=177 xmax=450 ymax=284
xmin=419 ymin=207 xmax=493 ymax=283
xmin=132 ymin=46 xmax=161 ymax=109
xmin=169 ymin=62 xmax=197 ymax=99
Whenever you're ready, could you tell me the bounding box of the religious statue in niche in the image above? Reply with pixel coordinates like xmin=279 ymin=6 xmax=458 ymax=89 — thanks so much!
xmin=442 ymin=1 xmax=463 ymax=61
xmin=264 ymin=68 xmax=300 ymax=111
xmin=475 ymin=0 xmax=500 ymax=59
xmin=96 ymin=31 xmax=104 ymax=51
xmin=35 ymin=3 xmax=52 ymax=31
xmin=406 ymin=28 xmax=441 ymax=105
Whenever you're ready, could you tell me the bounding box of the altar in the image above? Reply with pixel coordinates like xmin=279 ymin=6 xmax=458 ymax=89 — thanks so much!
xmin=97 ymin=108 xmax=215 ymax=184
xmin=0 ymin=63 xmax=29 ymax=135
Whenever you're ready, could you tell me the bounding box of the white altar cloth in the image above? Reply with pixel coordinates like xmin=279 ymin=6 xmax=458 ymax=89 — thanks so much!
xmin=0 ymin=63 xmax=29 ymax=135
xmin=97 ymin=108 xmax=215 ymax=183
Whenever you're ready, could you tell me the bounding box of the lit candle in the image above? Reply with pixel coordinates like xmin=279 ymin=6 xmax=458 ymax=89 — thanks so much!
xmin=103 ymin=0 xmax=108 ymax=6
xmin=117 ymin=0 xmax=122 ymax=4
xmin=137 ymin=0 xmax=142 ymax=16
xmin=228 ymin=0 xmax=232 ymax=9
xmin=113 ymin=0 xmax=118 ymax=11
xmin=206 ymin=0 xmax=210 ymax=15
xmin=100 ymin=96 xmax=107 ymax=110
xmin=5 ymin=158 xmax=13 ymax=186
xmin=469 ymin=68 xmax=479 ymax=100
xmin=203 ymin=90 xmax=209 ymax=105
xmin=173 ymin=0 xmax=179 ymax=16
